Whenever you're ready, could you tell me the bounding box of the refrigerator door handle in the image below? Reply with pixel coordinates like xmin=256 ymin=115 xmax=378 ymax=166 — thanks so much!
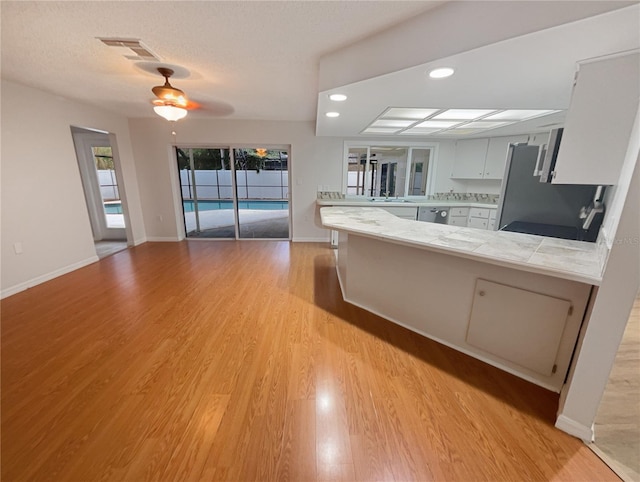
xmin=533 ymin=144 xmax=547 ymax=176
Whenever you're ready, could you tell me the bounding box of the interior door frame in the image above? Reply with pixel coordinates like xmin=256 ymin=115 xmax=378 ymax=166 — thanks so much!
xmin=71 ymin=127 xmax=129 ymax=242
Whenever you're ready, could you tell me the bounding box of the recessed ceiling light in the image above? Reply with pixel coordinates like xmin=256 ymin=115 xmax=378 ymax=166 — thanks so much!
xmin=325 ymin=112 xmax=340 ymax=118
xmin=433 ymin=109 xmax=496 ymax=120
xmin=428 ymin=67 xmax=455 ymax=79
xmin=328 ymin=93 xmax=347 ymax=102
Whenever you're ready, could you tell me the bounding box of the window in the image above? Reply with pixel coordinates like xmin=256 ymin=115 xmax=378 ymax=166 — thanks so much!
xmin=343 ymin=141 xmax=436 ymax=197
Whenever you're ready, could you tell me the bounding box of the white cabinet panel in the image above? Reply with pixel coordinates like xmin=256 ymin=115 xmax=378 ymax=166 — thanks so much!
xmin=448 ymin=215 xmax=468 ymax=227
xmin=467 ymin=217 xmax=488 ymax=229
xmin=466 ymin=279 xmax=571 ymax=376
xmin=381 ymin=206 xmax=417 ymax=220
xmin=554 ymin=52 xmax=639 ymax=185
xmin=451 ymin=139 xmax=489 ymax=179
xmin=469 ymin=207 xmax=490 ymax=219
xmin=450 ymin=207 xmax=470 ymax=217
xmin=483 ymin=135 xmax=528 ymax=179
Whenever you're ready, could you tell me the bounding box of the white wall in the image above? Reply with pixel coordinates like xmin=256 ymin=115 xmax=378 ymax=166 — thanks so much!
xmin=318 ymin=1 xmax=632 ymax=90
xmin=127 ymin=118 xmax=344 ymax=242
xmin=0 ymin=80 xmax=146 ymax=298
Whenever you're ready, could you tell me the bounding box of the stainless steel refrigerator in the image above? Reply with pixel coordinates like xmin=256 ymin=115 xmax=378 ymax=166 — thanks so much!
xmin=495 ymin=144 xmax=602 ymax=241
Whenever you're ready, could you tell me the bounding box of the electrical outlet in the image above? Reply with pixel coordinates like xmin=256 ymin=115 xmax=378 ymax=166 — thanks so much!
xmin=158 ymin=215 xmax=163 ymax=222
xmin=14 ymin=242 xmax=23 ymax=254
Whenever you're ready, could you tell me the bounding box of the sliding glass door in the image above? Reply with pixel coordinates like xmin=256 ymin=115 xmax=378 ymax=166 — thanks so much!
xmin=177 ymin=147 xmax=235 ymax=238
xmin=234 ymin=148 xmax=289 ymax=239
xmin=176 ymin=146 xmax=289 ymax=240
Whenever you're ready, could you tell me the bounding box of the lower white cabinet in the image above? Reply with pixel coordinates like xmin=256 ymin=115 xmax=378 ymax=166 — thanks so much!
xmin=466 ymin=279 xmax=572 ymax=376
xmin=467 ymin=207 xmax=496 ymax=230
xmin=468 ymin=217 xmax=488 ymax=229
xmin=381 ymin=206 xmax=417 ymax=220
xmin=448 ymin=207 xmax=469 ymax=227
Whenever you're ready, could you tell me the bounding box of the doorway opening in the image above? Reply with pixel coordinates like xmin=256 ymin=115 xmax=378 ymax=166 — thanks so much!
xmin=176 ymin=146 xmax=290 ymax=240
xmin=71 ymin=127 xmax=130 ymax=258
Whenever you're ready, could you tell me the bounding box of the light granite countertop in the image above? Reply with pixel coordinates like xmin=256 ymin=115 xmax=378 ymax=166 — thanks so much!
xmin=320 ymin=206 xmax=608 ymax=285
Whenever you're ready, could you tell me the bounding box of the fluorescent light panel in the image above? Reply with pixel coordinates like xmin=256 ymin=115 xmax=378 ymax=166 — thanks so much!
xmin=371 ymin=119 xmax=416 ymax=128
xmin=432 ymin=109 xmax=496 ymax=120
xmin=362 ymin=127 xmax=401 ymax=134
xmin=399 ymin=128 xmax=443 ymax=135
xmin=380 ymin=108 xmax=440 ymax=120
xmin=415 ymin=120 xmax=461 ymax=128
xmin=483 ymin=109 xmax=556 ymax=121
xmin=453 ymin=121 xmax=511 ymax=129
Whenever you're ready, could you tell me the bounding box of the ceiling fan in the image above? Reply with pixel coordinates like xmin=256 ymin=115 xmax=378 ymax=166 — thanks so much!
xmin=151 ymin=67 xmax=200 ymax=121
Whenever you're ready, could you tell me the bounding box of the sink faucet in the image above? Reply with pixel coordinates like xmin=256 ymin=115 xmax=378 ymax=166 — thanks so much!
xmin=384 ymin=191 xmax=390 ymax=199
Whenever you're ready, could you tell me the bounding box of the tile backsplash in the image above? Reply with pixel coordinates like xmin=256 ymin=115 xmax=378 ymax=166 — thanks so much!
xmin=428 ymin=192 xmax=499 ymax=203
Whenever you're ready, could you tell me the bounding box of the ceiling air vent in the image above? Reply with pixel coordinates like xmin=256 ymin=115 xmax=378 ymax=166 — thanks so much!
xmin=97 ymin=37 xmax=160 ymax=61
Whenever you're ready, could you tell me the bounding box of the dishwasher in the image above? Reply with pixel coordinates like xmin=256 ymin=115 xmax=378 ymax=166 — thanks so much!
xmin=417 ymin=206 xmax=450 ymax=224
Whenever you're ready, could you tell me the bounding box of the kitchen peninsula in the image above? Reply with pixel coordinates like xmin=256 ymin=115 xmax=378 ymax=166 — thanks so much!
xmin=320 ymin=206 xmax=608 ymax=392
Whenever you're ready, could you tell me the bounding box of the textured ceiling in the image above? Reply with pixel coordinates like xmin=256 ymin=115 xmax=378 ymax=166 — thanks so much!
xmin=0 ymin=1 xmax=442 ymax=120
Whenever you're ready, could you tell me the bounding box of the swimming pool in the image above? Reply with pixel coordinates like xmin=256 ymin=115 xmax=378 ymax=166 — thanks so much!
xmin=182 ymin=200 xmax=288 ymax=212
xmin=103 ymin=200 xmax=289 ymax=214
xmin=104 ymin=202 xmax=123 ymax=214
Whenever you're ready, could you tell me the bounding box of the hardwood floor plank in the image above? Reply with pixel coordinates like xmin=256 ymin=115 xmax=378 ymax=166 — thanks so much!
xmin=1 ymin=241 xmax=618 ymax=481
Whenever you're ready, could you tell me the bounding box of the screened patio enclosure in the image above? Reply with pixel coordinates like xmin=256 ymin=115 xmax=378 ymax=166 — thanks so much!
xmin=176 ymin=147 xmax=290 ymax=239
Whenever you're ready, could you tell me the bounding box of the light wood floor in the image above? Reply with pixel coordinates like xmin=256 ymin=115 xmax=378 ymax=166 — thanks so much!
xmin=593 ymin=295 xmax=640 ymax=481
xmin=1 ymin=241 xmax=618 ymax=481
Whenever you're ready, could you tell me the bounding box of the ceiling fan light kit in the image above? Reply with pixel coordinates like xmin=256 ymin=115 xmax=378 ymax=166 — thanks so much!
xmin=153 ymin=105 xmax=187 ymax=121
xmin=152 ymin=67 xmax=188 ymax=121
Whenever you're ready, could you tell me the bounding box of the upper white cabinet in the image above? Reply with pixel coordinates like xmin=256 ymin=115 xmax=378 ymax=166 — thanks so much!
xmin=483 ymin=135 xmax=529 ymax=179
xmin=451 ymin=138 xmax=488 ymax=179
xmin=553 ymin=51 xmax=639 ymax=185
xmin=451 ymin=135 xmax=528 ymax=180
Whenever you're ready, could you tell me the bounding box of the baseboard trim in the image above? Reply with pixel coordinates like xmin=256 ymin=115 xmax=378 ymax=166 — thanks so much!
xmin=555 ymin=414 xmax=594 ymax=442
xmin=1 ymin=255 xmax=100 ymax=299
xmin=292 ymin=237 xmax=330 ymax=243
xmin=146 ymin=237 xmax=181 ymax=242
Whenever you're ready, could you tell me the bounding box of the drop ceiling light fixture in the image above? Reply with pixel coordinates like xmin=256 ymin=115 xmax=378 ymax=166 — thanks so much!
xmin=152 ymin=68 xmax=188 ymax=121
xmin=326 ymin=112 xmax=340 ymax=118
xmin=361 ymin=108 xmax=561 ymax=136
xmin=428 ymin=67 xmax=455 ymax=79
xmin=329 ymin=93 xmax=348 ymax=101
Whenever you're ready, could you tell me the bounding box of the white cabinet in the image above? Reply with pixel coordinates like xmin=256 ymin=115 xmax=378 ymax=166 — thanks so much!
xmin=381 ymin=206 xmax=417 ymax=220
xmin=448 ymin=206 xmax=469 ymax=227
xmin=526 ymin=133 xmax=548 ymax=146
xmin=467 ymin=207 xmax=496 ymax=230
xmin=488 ymin=209 xmax=497 ymax=231
xmin=451 ymin=136 xmax=528 ymax=180
xmin=483 ymin=135 xmax=529 ymax=179
xmin=553 ymin=52 xmax=639 ymax=185
xmin=467 ymin=279 xmax=572 ymax=376
xmin=451 ymin=139 xmax=489 ymax=179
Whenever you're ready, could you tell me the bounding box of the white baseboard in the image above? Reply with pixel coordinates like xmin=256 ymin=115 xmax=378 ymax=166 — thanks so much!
xmin=1 ymin=255 xmax=100 ymax=299
xmin=132 ymin=237 xmax=147 ymax=246
xmin=145 ymin=237 xmax=181 ymax=242
xmin=292 ymin=236 xmax=330 ymax=242
xmin=555 ymin=414 xmax=594 ymax=442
